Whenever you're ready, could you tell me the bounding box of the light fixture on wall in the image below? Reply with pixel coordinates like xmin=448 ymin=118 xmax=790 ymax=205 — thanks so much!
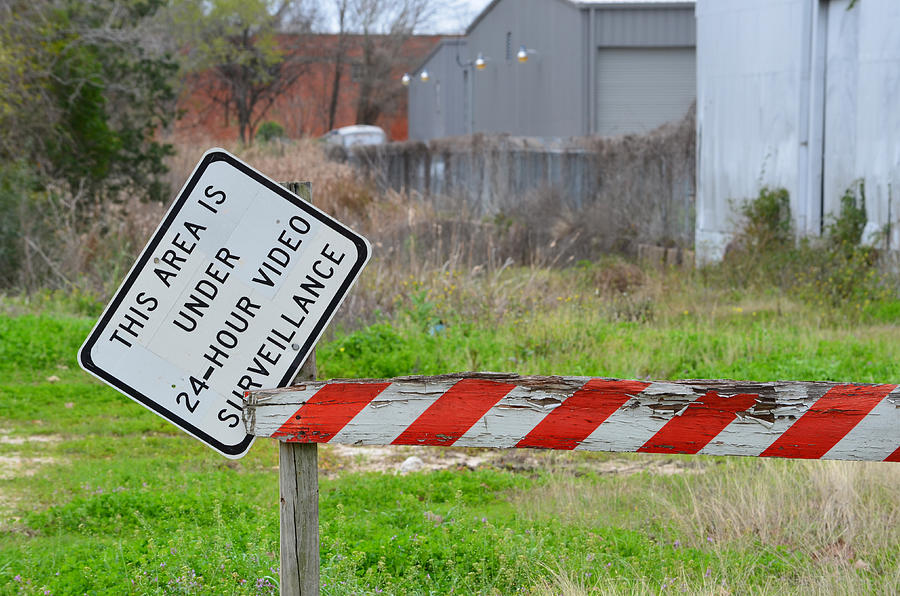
xmin=402 ymin=70 xmax=431 ymax=86
xmin=474 ymin=53 xmax=487 ymax=70
xmin=517 ymin=45 xmax=536 ymax=63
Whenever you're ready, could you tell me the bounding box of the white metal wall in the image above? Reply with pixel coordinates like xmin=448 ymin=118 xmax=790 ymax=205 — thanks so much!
xmin=695 ymin=0 xmax=806 ymax=262
xmin=853 ymin=0 xmax=900 ymax=249
xmin=696 ymin=0 xmax=900 ymax=262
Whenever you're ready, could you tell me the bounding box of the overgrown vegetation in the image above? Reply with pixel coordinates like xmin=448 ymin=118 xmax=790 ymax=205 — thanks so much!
xmin=352 ymin=106 xmax=696 ymax=259
xmin=2 ymin=270 xmax=900 ymax=594
xmin=721 ymin=182 xmax=895 ymax=315
xmin=2 ymin=56 xmax=899 ymax=591
xmin=0 ymin=0 xmax=178 ymax=291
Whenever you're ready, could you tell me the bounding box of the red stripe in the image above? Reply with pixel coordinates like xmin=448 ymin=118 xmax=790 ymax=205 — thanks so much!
xmin=638 ymin=392 xmax=758 ymax=454
xmin=885 ymin=446 xmax=900 ymax=463
xmin=517 ymin=379 xmax=650 ymax=450
xmin=760 ymin=384 xmax=897 ymax=459
xmin=392 ymin=378 xmax=515 ymax=446
xmin=272 ymin=382 xmax=390 ymax=442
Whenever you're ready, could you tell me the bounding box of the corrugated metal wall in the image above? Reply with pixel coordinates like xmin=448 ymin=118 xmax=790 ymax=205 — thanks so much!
xmin=594 ymin=47 xmax=695 ymax=136
xmin=695 ymin=0 xmax=807 ymax=261
xmin=592 ymin=5 xmax=696 ymax=47
xmin=696 ymin=0 xmax=900 ymax=261
xmin=847 ymin=0 xmax=900 ymax=249
xmin=409 ymin=0 xmax=697 ymax=142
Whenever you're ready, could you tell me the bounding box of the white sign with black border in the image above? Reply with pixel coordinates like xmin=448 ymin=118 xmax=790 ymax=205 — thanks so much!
xmin=78 ymin=149 xmax=370 ymax=458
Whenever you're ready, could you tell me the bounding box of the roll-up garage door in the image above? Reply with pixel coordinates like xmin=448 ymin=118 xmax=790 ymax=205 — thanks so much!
xmin=595 ymin=47 xmax=696 ymax=136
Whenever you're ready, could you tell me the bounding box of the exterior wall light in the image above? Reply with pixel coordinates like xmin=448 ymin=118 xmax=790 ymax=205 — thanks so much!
xmin=517 ymin=45 xmax=531 ymax=63
xmin=401 ymin=72 xmax=411 ymax=86
xmin=474 ymin=53 xmax=487 ymax=70
xmin=420 ymin=69 xmax=430 ymax=82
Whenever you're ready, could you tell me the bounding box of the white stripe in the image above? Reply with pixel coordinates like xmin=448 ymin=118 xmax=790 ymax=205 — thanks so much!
xmin=576 ymin=393 xmax=670 ymax=452
xmin=699 ymin=383 xmax=814 ymax=457
xmin=698 ymin=415 xmax=797 ymax=457
xmin=254 ymin=385 xmax=320 ymax=435
xmin=328 ymin=381 xmax=454 ymax=445
xmin=824 ymin=388 xmax=900 ymax=461
xmin=455 ymin=386 xmax=564 ymax=448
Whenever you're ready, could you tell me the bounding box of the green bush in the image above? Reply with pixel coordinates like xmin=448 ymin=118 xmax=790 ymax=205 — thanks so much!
xmin=255 ymin=121 xmax=286 ymax=143
xmin=739 ymin=186 xmax=792 ymax=252
xmin=717 ymin=184 xmax=896 ymax=317
xmin=826 ymin=179 xmax=868 ymax=250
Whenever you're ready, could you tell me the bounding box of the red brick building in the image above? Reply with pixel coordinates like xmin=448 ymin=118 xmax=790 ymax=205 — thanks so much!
xmin=175 ymin=33 xmax=440 ymax=143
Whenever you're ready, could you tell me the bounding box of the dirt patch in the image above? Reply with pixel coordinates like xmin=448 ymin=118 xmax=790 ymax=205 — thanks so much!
xmin=317 ymin=444 xmax=703 ymax=478
xmin=0 ymin=455 xmax=58 ymax=480
xmin=319 ymin=444 xmax=489 ymax=476
xmin=593 ymin=458 xmax=703 ymax=476
xmin=0 ymin=430 xmax=63 ymax=446
xmin=0 ymin=430 xmax=63 ymax=483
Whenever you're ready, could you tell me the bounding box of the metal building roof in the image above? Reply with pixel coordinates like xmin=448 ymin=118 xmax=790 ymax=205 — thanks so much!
xmin=466 ymin=0 xmax=695 ymax=35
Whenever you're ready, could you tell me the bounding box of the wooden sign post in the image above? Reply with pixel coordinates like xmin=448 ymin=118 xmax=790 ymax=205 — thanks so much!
xmin=279 ymin=352 xmax=319 ymax=596
xmin=278 ymin=182 xmax=319 ymax=596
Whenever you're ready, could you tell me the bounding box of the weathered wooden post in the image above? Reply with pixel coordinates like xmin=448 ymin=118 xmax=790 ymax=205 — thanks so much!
xmin=278 ymin=182 xmax=319 ymax=596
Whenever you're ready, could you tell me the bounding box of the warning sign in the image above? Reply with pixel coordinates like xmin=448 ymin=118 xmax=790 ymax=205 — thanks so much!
xmin=78 ymin=149 xmax=370 ymax=458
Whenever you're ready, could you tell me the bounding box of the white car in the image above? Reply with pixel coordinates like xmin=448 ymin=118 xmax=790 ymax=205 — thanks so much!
xmin=322 ymin=125 xmax=386 ymax=148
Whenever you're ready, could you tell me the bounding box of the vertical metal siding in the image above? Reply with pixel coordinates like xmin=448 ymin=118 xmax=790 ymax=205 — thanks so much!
xmin=821 ymin=0 xmax=857 ymax=223
xmin=593 ymin=7 xmax=696 ymax=47
xmin=408 ymin=40 xmax=469 ymax=141
xmin=852 ymin=0 xmax=900 ymax=249
xmin=696 ymin=0 xmax=900 ymax=260
xmin=695 ymin=0 xmax=806 ymax=262
xmin=594 ymin=47 xmax=696 ymax=136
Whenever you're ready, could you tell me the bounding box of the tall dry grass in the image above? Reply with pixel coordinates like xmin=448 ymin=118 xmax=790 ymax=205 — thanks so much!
xmin=163 ymin=139 xmax=661 ymax=329
xmin=514 ymin=455 xmax=900 ymax=593
xmin=15 ymin=115 xmax=697 ymax=305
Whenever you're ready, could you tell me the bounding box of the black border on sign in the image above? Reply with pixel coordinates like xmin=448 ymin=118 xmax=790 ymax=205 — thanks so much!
xmin=78 ymin=150 xmax=370 ymax=457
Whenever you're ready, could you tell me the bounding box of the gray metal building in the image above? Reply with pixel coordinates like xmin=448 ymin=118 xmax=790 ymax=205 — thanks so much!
xmin=407 ymin=0 xmax=696 ymax=141
xmin=695 ymin=0 xmax=900 ymax=262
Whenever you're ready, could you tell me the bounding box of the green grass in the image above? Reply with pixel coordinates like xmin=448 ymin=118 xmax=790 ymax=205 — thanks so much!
xmin=1 ymin=268 xmax=899 ymax=594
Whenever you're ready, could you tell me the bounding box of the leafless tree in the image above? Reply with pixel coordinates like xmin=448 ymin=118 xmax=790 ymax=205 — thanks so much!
xmin=325 ymin=0 xmax=351 ymax=131
xmin=351 ymin=0 xmax=434 ymax=125
xmin=321 ymin=0 xmax=440 ymax=131
xmin=177 ymin=0 xmax=319 ymax=145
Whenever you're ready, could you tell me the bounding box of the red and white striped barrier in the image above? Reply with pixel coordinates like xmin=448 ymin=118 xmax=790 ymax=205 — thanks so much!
xmin=243 ymin=373 xmax=900 ymax=461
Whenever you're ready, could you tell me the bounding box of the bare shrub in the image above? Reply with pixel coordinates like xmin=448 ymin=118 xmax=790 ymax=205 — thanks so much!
xmin=350 ymin=106 xmax=696 ymax=260
xmin=14 ymin=184 xmax=167 ymax=296
xmin=577 ymin=105 xmax=695 ymax=253
xmin=6 ymin=117 xmax=693 ymax=317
